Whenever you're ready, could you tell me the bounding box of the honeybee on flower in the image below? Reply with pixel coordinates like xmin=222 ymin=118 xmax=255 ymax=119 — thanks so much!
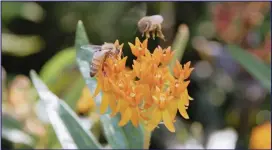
xmin=85 ymin=36 xmax=194 ymax=133
xmin=81 ymin=41 xmax=124 ymax=77
xmin=81 ymin=15 xmax=193 ymax=132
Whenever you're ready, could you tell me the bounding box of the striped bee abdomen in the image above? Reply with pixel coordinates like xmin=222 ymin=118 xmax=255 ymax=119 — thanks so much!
xmin=90 ymin=58 xmax=103 ymax=77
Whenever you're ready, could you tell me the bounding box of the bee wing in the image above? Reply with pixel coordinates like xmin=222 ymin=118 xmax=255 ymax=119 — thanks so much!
xmin=117 ymin=3 xmax=147 ymax=39
xmin=149 ymin=15 xmax=164 ymax=24
xmin=80 ymin=45 xmax=102 ymax=52
xmin=93 ymin=50 xmax=109 ymax=59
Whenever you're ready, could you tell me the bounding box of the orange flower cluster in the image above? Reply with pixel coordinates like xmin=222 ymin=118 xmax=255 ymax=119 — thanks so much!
xmin=249 ymin=122 xmax=271 ymax=149
xmin=93 ymin=37 xmax=193 ymax=132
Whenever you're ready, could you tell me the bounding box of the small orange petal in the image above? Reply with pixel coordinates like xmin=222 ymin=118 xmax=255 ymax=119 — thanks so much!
xmin=173 ymin=60 xmax=182 ymax=78
xmin=178 ymin=100 xmax=189 ymax=119
xmin=184 ymin=61 xmax=191 ymax=69
xmin=118 ymin=56 xmax=127 ymax=71
xmin=129 ymin=42 xmax=140 ymax=57
xmin=184 ymin=68 xmax=194 ymax=79
xmin=93 ymin=82 xmax=102 ymax=98
xmin=120 ymin=43 xmax=124 ymax=48
xmin=135 ymin=37 xmax=141 ymax=47
xmin=114 ymin=40 xmax=120 ymax=46
xmin=162 ymin=109 xmax=176 ymax=132
xmin=132 ymin=60 xmax=141 ymax=77
xmin=103 ymin=78 xmax=111 ymax=91
xmin=144 ymin=49 xmax=152 ymax=59
xmin=115 ymin=98 xmax=127 ymax=113
xmin=176 ymin=80 xmax=190 ymax=94
xmin=109 ymin=94 xmax=117 ymax=117
xmin=119 ymin=107 xmax=132 ymax=126
xmin=131 ymin=107 xmax=139 ymax=127
xmin=100 ymin=92 xmax=110 ymax=114
xmin=147 ymin=107 xmax=162 ymax=131
xmin=142 ymin=38 xmax=148 ymax=48
xmin=165 ymin=47 xmax=171 ymax=53
xmin=168 ymin=100 xmax=178 ymax=121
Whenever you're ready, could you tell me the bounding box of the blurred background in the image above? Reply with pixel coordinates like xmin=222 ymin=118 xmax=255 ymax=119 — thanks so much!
xmin=1 ymin=2 xmax=271 ymax=149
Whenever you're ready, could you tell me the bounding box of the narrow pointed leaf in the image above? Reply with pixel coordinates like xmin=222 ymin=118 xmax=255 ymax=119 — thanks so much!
xmin=30 ymin=70 xmax=102 ymax=149
xmin=226 ymin=45 xmax=271 ymax=91
xmin=170 ymin=24 xmax=190 ymax=71
xmin=75 ymin=20 xmax=89 ymax=50
xmin=75 ymin=21 xmax=145 ymax=149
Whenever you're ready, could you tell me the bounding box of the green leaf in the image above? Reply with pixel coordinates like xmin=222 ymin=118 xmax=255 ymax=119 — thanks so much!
xmin=62 ymin=77 xmax=86 ymax=110
xmin=2 ymin=2 xmax=23 ymax=23
xmin=2 ymin=114 xmax=34 ymax=146
xmin=30 ymin=70 xmax=102 ymax=149
xmin=226 ymin=45 xmax=271 ymax=91
xmin=2 ymin=2 xmax=44 ymax=24
xmin=75 ymin=20 xmax=90 ymax=50
xmin=40 ymin=47 xmax=85 ymax=110
xmin=169 ymin=24 xmax=190 ymax=71
xmin=75 ymin=20 xmax=145 ymax=149
xmin=40 ymin=48 xmax=76 ymax=84
xmin=39 ymin=47 xmax=86 ymax=149
xmin=2 ymin=114 xmax=23 ymax=131
xmin=2 ymin=33 xmax=43 ymax=57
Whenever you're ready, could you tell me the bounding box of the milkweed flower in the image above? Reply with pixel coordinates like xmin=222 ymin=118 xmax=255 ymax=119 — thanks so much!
xmin=76 ymin=86 xmax=96 ymax=115
xmin=92 ymin=37 xmax=194 ymax=132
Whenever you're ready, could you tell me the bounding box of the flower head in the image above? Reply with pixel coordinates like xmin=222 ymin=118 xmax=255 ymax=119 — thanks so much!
xmin=91 ymin=37 xmax=194 ymax=132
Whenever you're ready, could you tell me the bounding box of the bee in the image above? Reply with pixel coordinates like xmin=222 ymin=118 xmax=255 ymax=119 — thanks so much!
xmin=81 ymin=42 xmax=123 ymax=77
xmin=137 ymin=15 xmax=165 ymax=41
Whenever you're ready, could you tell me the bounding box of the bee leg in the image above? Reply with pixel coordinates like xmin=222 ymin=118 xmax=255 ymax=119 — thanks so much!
xmin=145 ymin=31 xmax=150 ymax=39
xmin=152 ymin=30 xmax=156 ymax=40
xmin=156 ymin=24 xmax=166 ymax=41
xmin=141 ymin=32 xmax=145 ymax=37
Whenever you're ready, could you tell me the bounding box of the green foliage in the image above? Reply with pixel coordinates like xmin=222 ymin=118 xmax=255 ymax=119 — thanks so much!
xmin=226 ymin=45 xmax=271 ymax=91
xmin=4 ymin=2 xmax=270 ymax=149
xmin=2 ymin=114 xmax=24 ymax=131
xmin=2 ymin=2 xmax=26 ymax=23
xmin=2 ymin=34 xmax=44 ymax=57
xmin=2 ymin=2 xmax=44 ymax=23
xmin=38 ymin=47 xmax=86 ymax=148
xmin=170 ymin=24 xmax=190 ymax=70
xmin=30 ymin=70 xmax=102 ymax=149
xmin=2 ymin=114 xmax=34 ymax=146
xmin=39 ymin=48 xmax=85 ymax=109
xmin=75 ymin=20 xmax=146 ymax=149
xmin=2 ymin=2 xmax=44 ymax=57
